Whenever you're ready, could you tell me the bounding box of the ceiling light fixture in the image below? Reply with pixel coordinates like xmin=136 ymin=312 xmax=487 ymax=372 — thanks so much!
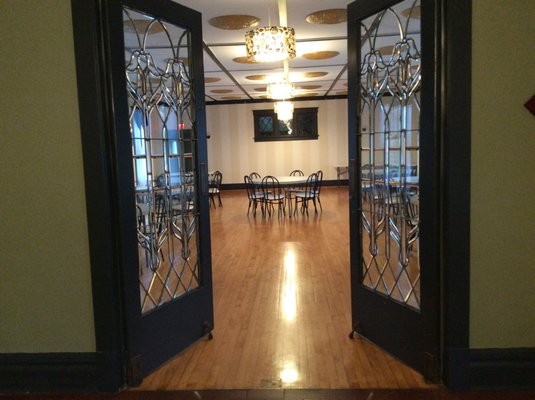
xmin=245 ymin=0 xmax=296 ymax=63
xmin=274 ymin=100 xmax=294 ymax=121
xmin=267 ymin=81 xmax=295 ymax=100
xmin=245 ymin=26 xmax=296 ymax=63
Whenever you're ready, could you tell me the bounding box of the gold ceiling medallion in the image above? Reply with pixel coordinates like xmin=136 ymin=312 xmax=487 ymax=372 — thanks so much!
xmin=305 ymin=9 xmax=347 ymax=25
xmin=245 ymin=26 xmax=296 ymax=62
xmin=245 ymin=74 xmax=268 ymax=81
xmin=123 ymin=19 xmax=165 ymax=34
xmin=209 ymin=15 xmax=260 ymax=30
xmin=303 ymin=71 xmax=328 ymax=78
xmin=296 ymin=92 xmax=319 ymax=97
xmin=299 ymin=85 xmax=322 ymax=90
xmin=211 ymin=89 xmax=234 ymax=94
xmin=401 ymin=5 xmax=421 ymax=19
xmin=232 ymin=56 xmax=259 ymax=64
xmin=205 ymin=77 xmax=222 ymax=83
xmin=302 ymin=51 xmax=340 ymax=60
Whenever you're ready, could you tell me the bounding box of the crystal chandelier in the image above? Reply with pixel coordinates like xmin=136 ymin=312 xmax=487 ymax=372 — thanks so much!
xmin=274 ymin=100 xmax=294 ymax=121
xmin=245 ymin=26 xmax=296 ymax=63
xmin=267 ymin=81 xmax=295 ymax=99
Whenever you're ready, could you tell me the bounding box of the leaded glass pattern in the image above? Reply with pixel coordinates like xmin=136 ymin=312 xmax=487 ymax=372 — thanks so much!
xmin=359 ymin=0 xmax=421 ymax=310
xmin=123 ymin=8 xmax=200 ymax=314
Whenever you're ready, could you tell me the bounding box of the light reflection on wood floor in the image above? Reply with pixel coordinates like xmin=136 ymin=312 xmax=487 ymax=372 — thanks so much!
xmin=137 ymin=187 xmax=433 ymax=390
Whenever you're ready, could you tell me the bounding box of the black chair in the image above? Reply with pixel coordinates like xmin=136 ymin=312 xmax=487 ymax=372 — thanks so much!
xmin=209 ymin=170 xmax=222 ymax=207
xmin=244 ymin=175 xmax=264 ymax=217
xmin=313 ymin=170 xmax=323 ymax=210
xmin=286 ymin=170 xmax=305 ymax=209
xmin=261 ymin=175 xmax=285 ymax=217
xmin=294 ymin=172 xmax=318 ymax=216
xmin=249 ymin=171 xmax=261 ymax=180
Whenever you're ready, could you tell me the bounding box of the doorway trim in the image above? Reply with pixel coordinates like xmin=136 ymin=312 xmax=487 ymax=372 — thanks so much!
xmin=439 ymin=0 xmax=472 ymax=389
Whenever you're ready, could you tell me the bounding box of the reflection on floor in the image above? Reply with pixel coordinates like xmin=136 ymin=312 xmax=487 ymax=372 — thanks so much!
xmin=137 ymin=187 xmax=431 ymax=390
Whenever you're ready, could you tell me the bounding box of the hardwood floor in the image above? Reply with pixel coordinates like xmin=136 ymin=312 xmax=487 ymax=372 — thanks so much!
xmin=137 ymin=186 xmax=432 ymax=390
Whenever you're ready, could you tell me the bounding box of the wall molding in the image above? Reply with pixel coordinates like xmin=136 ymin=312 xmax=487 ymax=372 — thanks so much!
xmin=0 ymin=351 xmax=123 ymax=393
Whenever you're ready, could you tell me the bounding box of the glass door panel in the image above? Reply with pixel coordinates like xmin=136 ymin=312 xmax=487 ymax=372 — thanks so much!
xmin=123 ymin=8 xmax=200 ymax=314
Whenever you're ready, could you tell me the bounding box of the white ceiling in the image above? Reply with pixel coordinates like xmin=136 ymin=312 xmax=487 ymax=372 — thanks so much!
xmin=173 ymin=0 xmax=354 ymax=103
xmin=123 ymin=1 xmax=421 ymax=104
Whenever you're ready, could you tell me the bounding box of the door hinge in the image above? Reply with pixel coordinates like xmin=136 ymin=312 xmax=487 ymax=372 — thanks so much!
xmin=126 ymin=353 xmax=143 ymax=387
xmin=424 ymin=352 xmax=440 ymax=383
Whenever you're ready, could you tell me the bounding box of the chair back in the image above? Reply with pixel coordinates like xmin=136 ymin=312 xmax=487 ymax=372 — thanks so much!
xmin=249 ymin=171 xmax=261 ymax=180
xmin=210 ymin=170 xmax=222 ymax=188
xmin=304 ymin=172 xmax=318 ymax=196
xmin=244 ymin=175 xmax=256 ymax=199
xmin=261 ymin=175 xmax=282 ymax=197
xmin=290 ymin=169 xmax=304 ymax=176
xmin=315 ymin=170 xmax=323 ymax=193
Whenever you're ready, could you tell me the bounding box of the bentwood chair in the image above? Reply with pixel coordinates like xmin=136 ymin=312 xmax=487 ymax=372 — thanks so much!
xmin=313 ymin=170 xmax=323 ymax=210
xmin=294 ymin=172 xmax=318 ymax=216
xmin=286 ymin=169 xmax=305 ymax=210
xmin=261 ymin=175 xmax=286 ymax=217
xmin=209 ymin=170 xmax=223 ymax=207
xmin=244 ymin=175 xmax=264 ymax=217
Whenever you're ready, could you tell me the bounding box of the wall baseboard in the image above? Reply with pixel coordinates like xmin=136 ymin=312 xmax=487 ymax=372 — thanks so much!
xmin=446 ymin=347 xmax=535 ymax=390
xmin=0 ymin=351 xmax=123 ymax=393
xmin=469 ymin=347 xmax=535 ymax=389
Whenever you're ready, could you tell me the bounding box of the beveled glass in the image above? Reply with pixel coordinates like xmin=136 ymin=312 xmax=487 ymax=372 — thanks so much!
xmin=123 ymin=8 xmax=200 ymax=314
xmin=358 ymin=0 xmax=421 ymax=310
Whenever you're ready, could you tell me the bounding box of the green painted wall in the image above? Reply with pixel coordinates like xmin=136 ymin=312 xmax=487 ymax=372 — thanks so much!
xmin=470 ymin=0 xmax=535 ymax=348
xmin=0 ymin=1 xmax=96 ymax=352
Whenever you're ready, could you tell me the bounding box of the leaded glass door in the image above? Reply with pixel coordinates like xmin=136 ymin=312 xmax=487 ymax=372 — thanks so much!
xmin=347 ymin=0 xmax=440 ymax=379
xmin=106 ymin=0 xmax=213 ymax=383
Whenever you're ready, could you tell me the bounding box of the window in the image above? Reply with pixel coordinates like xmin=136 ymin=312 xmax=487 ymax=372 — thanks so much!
xmin=253 ymin=107 xmax=318 ymax=142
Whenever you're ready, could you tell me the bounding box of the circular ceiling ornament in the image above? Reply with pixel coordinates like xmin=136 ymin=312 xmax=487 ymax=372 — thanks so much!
xmin=232 ymin=56 xmax=259 ymax=64
xmin=211 ymin=89 xmax=233 ymax=94
xmin=401 ymin=5 xmax=421 ymax=19
xmin=303 ymin=71 xmax=328 ymax=78
xmin=205 ymin=77 xmax=222 ymax=83
xmin=297 ymin=92 xmax=319 ymax=97
xmin=305 ymin=9 xmax=347 ymax=25
xmin=299 ymin=85 xmax=322 ymax=90
xmin=208 ymin=15 xmax=260 ymax=30
xmin=123 ymin=19 xmax=165 ymax=34
xmin=302 ymin=51 xmax=340 ymax=60
xmin=245 ymin=74 xmax=269 ymax=81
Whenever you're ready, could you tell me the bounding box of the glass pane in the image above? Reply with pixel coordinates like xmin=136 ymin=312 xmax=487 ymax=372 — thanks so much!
xmin=359 ymin=0 xmax=421 ymax=310
xmin=123 ymin=8 xmax=200 ymax=314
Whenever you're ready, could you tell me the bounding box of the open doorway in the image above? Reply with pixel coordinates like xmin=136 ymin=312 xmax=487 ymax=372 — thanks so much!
xmin=136 ymin=187 xmax=433 ymax=389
